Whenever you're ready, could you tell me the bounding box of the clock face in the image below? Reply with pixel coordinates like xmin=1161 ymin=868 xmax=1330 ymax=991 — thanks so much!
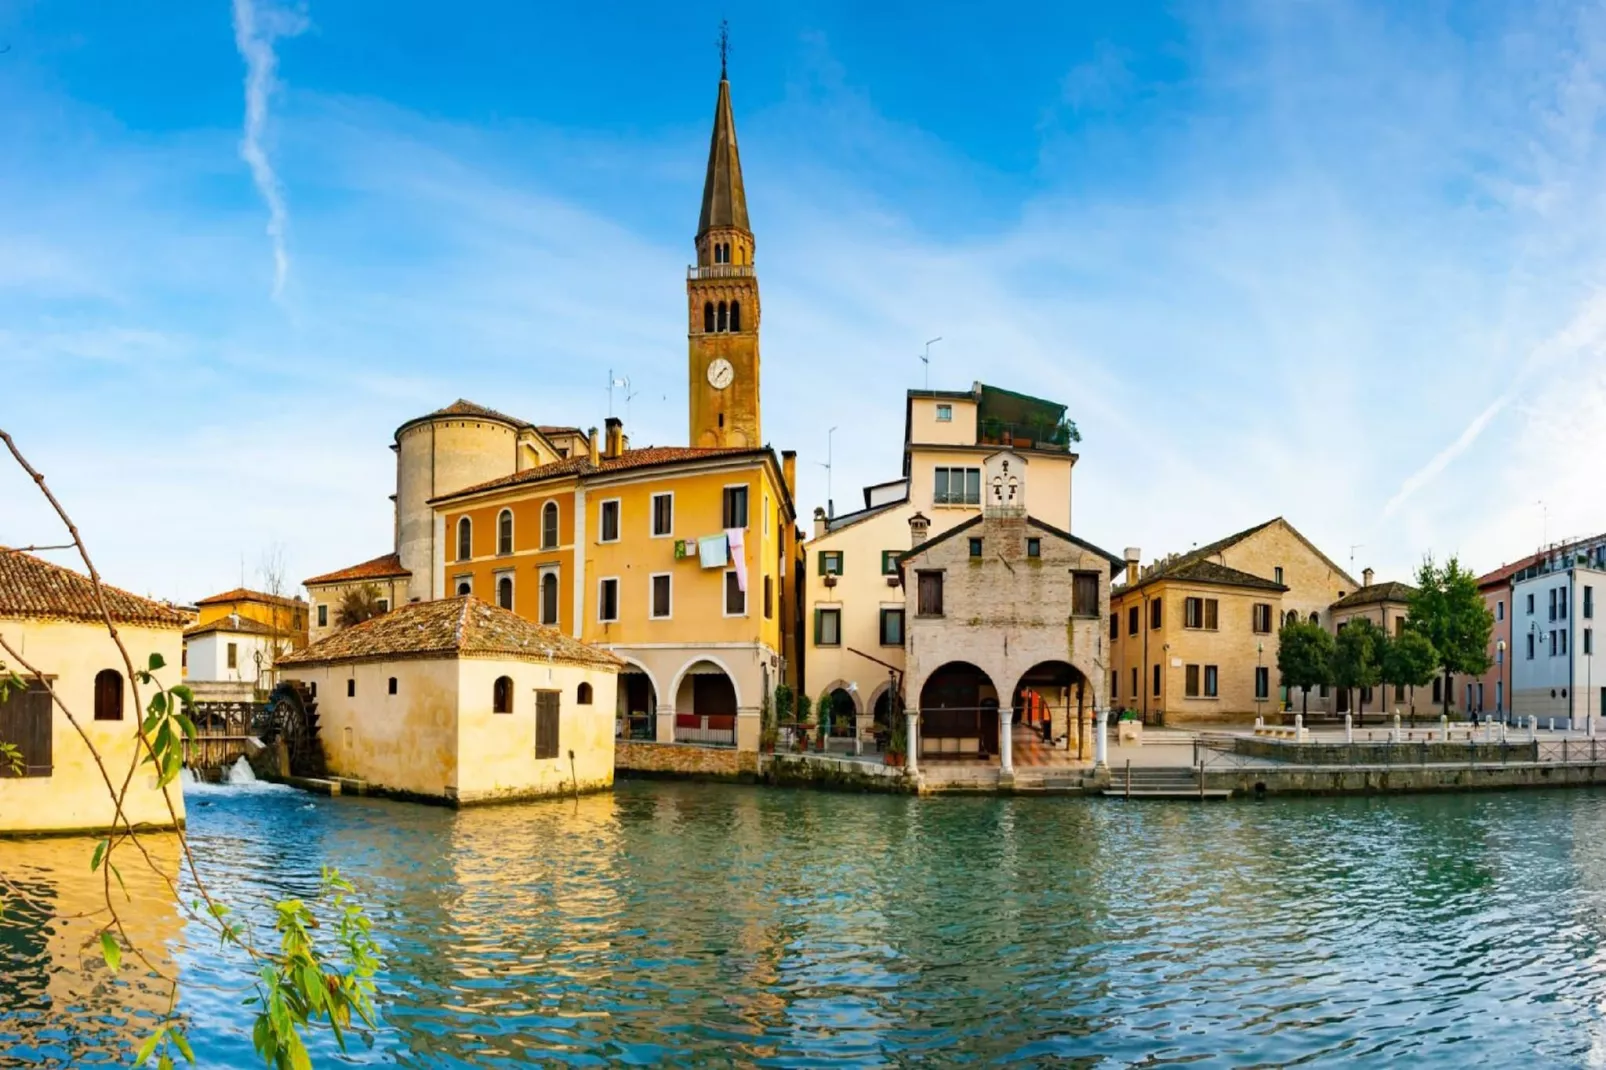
xmin=707 ymin=358 xmax=735 ymax=390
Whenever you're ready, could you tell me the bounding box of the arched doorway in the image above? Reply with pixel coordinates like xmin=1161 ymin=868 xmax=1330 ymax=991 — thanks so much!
xmin=618 ymin=663 xmax=657 ymax=740
xmin=674 ymin=660 xmax=738 ymax=746
xmin=821 ymin=686 xmax=858 ymax=746
xmin=1012 ymin=661 xmax=1089 ymax=760
xmin=918 ymin=662 xmax=999 ymax=760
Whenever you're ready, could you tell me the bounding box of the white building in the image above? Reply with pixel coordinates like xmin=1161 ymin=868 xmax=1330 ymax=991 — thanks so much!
xmin=1511 ymin=562 xmax=1606 ymax=728
xmin=183 ymin=615 xmax=287 ymax=687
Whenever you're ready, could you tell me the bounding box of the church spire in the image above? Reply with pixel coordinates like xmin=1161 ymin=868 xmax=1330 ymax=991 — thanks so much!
xmin=698 ymin=24 xmax=750 ymax=238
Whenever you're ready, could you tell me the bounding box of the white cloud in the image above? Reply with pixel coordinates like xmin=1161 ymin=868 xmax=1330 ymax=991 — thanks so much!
xmin=232 ymin=0 xmax=308 ymax=301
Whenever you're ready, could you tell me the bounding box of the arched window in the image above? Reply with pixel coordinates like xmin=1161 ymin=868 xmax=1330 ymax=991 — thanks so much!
xmin=724 ymin=242 xmax=732 ymax=262
xmin=456 ymin=580 xmax=472 ymax=597
xmin=704 ymin=302 xmax=715 ymax=333
xmin=540 ymin=571 xmax=559 ymax=625
xmin=542 ymin=501 xmax=559 ymax=549
xmin=1285 ymin=610 xmax=1299 ymax=627
xmin=493 ymin=675 xmax=513 ymax=714
xmin=577 ymin=682 xmax=594 ymax=705
xmin=497 ymin=509 xmax=513 ymax=555
xmin=497 ymin=575 xmax=514 ymax=610
xmin=718 ymin=301 xmax=728 ymax=332
xmin=457 ymin=517 xmax=472 ymax=561
xmin=1308 ymin=611 xmax=1319 ymax=625
xmin=729 ymin=300 xmax=741 ymax=332
xmin=94 ymin=669 xmax=123 ymax=721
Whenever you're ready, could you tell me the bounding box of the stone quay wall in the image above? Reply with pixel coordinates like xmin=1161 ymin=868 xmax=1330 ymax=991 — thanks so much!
xmin=616 ymin=741 xmax=759 ymax=781
xmin=1208 ymin=762 xmax=1606 ymax=797
xmin=1232 ymin=737 xmax=1539 ymax=766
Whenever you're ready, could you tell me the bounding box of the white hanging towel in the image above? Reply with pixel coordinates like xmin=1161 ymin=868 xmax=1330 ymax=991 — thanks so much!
xmin=698 ymin=533 xmax=729 ymax=568
xmin=726 ymin=528 xmax=748 ymax=591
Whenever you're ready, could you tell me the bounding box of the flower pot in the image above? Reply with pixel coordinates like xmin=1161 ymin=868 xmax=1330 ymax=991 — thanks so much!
xmin=885 ymin=751 xmax=904 ymax=768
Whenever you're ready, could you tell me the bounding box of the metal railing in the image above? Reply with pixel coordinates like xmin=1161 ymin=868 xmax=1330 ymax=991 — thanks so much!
xmin=1194 ymin=733 xmax=1606 ymax=770
xmin=687 ymin=264 xmax=756 ymax=280
xmin=674 ymin=714 xmax=736 ymax=747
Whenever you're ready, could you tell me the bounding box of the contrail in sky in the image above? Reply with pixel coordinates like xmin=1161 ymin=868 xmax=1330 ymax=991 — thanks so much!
xmin=232 ymin=0 xmax=307 ymax=300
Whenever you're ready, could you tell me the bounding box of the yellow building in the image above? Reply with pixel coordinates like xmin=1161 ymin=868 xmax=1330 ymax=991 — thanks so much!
xmin=0 ymin=550 xmax=186 ymax=834
xmin=304 ymin=553 xmax=413 ymax=644
xmin=278 ymin=597 xmax=622 ymax=805
xmin=192 ymin=587 xmax=308 ymax=642
xmin=1111 ymin=518 xmax=1357 ymax=724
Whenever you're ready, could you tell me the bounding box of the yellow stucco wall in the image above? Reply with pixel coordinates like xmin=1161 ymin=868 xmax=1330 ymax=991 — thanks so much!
xmin=301 ymin=658 xmax=461 ymax=799
xmin=804 ymin=502 xmax=913 ymax=715
xmin=908 ymin=396 xmax=978 ymax=446
xmin=195 ymin=597 xmax=307 ymax=640
xmin=440 ymin=484 xmax=578 ymax=631
xmin=305 ymin=575 xmax=413 ymax=644
xmin=905 ymin=446 xmax=1074 ymax=532
xmin=0 ymin=618 xmax=185 ymax=834
xmin=454 ymin=657 xmax=617 ymax=803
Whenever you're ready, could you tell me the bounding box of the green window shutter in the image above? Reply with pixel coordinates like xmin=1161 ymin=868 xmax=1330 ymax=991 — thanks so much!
xmin=813 ymin=607 xmax=822 ymax=644
xmin=817 ymin=551 xmax=826 ymax=576
xmin=836 ymin=551 xmax=844 ymax=575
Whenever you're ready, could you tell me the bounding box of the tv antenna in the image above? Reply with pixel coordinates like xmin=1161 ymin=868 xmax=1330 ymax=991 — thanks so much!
xmin=1349 ymin=544 xmax=1364 ymax=575
xmin=920 ymin=337 xmax=942 ymax=389
xmin=817 ymin=426 xmax=838 ymax=518
xmin=607 ymin=370 xmax=639 ymax=423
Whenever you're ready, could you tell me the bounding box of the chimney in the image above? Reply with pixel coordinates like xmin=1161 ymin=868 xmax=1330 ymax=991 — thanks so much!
xmin=782 ymin=450 xmax=797 ymax=497
xmin=587 ymin=427 xmax=600 ymax=466
xmin=909 ymin=511 xmax=930 ymax=548
xmin=604 ymin=417 xmax=624 ymax=460
xmin=1362 ymin=567 xmax=1374 ymax=588
xmin=1124 ymin=547 xmax=1141 ymax=587
xmin=812 ymin=506 xmax=827 ymax=540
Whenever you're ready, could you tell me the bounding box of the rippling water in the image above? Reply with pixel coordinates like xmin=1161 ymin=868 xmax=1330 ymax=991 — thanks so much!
xmin=7 ymin=783 xmax=1606 ymax=1066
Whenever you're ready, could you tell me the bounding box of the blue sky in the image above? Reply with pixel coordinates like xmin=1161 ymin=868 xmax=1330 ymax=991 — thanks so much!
xmin=4 ymin=0 xmax=1606 ymax=601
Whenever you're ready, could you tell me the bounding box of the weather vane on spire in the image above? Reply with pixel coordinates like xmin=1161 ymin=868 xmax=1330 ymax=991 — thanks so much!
xmin=718 ymin=19 xmax=730 ymax=79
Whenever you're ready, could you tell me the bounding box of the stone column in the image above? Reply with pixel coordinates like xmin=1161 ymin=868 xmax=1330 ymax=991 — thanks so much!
xmin=1079 ymin=711 xmax=1094 ymax=761
xmin=736 ymin=710 xmax=761 ymax=752
xmin=906 ymin=710 xmax=920 ymax=774
xmin=1094 ymin=708 xmax=1109 ymax=768
xmin=999 ymin=707 xmax=1014 ymax=775
xmin=1345 ymin=713 xmax=1353 ymax=744
xmin=655 ymin=711 xmax=676 ymax=744
xmin=855 ymin=713 xmax=873 ymax=756
xmin=1439 ymin=715 xmax=1448 ymax=742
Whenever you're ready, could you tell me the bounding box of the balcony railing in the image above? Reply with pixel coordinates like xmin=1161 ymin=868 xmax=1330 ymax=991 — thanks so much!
xmin=688 ymin=264 xmax=756 ymax=280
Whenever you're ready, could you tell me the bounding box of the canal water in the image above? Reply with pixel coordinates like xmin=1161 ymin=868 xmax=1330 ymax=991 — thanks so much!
xmin=6 ymin=781 xmax=1606 ymax=1067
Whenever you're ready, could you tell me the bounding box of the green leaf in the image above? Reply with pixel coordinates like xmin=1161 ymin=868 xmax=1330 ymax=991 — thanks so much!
xmin=170 ymin=684 xmax=194 ymax=705
xmin=147 ymin=652 xmax=166 ymax=672
xmin=90 ymin=839 xmax=107 ymax=872
xmin=99 ymin=931 xmax=121 ymax=971
xmin=171 ymin=1028 xmax=195 ymax=1064
xmin=158 ymin=1054 xmax=173 ymax=1070
xmin=134 ymin=1027 xmax=163 ymax=1066
xmin=175 ymin=712 xmax=197 ymax=741
xmin=108 ymin=861 xmax=127 ymax=899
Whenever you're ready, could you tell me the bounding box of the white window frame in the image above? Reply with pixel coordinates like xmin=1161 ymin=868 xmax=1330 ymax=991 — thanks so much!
xmin=722 ymin=483 xmax=751 ymax=529
xmin=538 ymin=564 xmax=560 ymax=626
xmin=494 ymin=569 xmax=515 ymax=610
xmin=723 ymin=569 xmax=748 ymax=617
xmin=598 ymin=498 xmax=622 ymax=544
xmin=933 ymin=466 xmax=981 ymax=506
xmin=456 ymin=516 xmax=473 ymax=561
xmin=454 ymin=575 xmax=473 ymax=597
xmin=650 ymin=492 xmax=675 ymax=538
xmin=496 ymin=508 xmax=514 ymax=556
xmin=376 ymin=598 xmax=390 ymax=613
xmin=816 ymin=605 xmax=842 ymax=646
xmin=649 ymin=572 xmax=673 ymax=620
xmin=541 ymin=500 xmax=560 ymax=550
xmin=317 ymin=603 xmax=328 ymax=627
xmin=936 ymin=403 xmax=953 ymax=422
xmin=597 ymin=576 xmax=621 ymax=623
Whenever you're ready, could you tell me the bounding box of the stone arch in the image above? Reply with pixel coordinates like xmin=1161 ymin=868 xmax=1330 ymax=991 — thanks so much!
xmin=918 ymin=661 xmax=999 ymax=758
xmin=867 ymin=679 xmax=895 ymax=727
xmin=667 ymin=654 xmax=743 ymax=713
xmin=615 ymin=654 xmax=660 ymax=741
xmin=816 ymin=678 xmax=863 ymax=716
xmin=670 ymin=656 xmax=741 ymax=747
xmin=1012 ymin=659 xmax=1092 ymax=755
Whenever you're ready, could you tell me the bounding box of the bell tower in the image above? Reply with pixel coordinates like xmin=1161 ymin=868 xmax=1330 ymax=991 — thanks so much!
xmin=687 ymin=27 xmax=761 ymax=449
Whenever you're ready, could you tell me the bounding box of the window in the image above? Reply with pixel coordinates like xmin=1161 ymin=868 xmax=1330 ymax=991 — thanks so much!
xmin=880 ymin=607 xmax=904 ymax=646
xmin=652 ymin=493 xmax=673 ymax=537
xmin=1550 ymin=629 xmax=1558 ymax=655
xmin=381 ymin=676 xmax=394 ymax=696
xmin=1550 ymin=588 xmax=1559 ymax=620
xmin=819 ymin=550 xmax=844 ymax=576
xmin=535 ymin=690 xmax=561 ymax=758
xmin=1528 ymin=633 xmax=1536 ymax=659
xmin=1274 ymin=566 xmax=1284 ymax=585
xmin=0 ymin=677 xmax=51 ymax=777
xmin=577 ymin=682 xmax=593 ymax=705
xmin=599 ymin=500 xmax=620 ymax=543
xmin=1128 ymin=606 xmax=1139 ymax=635
xmin=456 ymin=516 xmax=472 ymax=561
xmin=764 ymin=576 xmax=773 ymax=620
xmin=1252 ymin=604 xmax=1272 ymax=634
xmin=718 ymin=301 xmax=727 ymax=331
xmin=1431 ymin=678 xmax=1441 ymax=703
xmin=1072 ymin=572 xmax=1099 ymax=617
xmin=456 ymin=580 xmax=472 ymax=596
xmin=1131 ymin=667 xmax=1138 ymax=700
xmin=542 ymin=501 xmax=559 ymax=549
xmin=936 ymin=404 xmax=953 ymax=422
xmin=1111 ymin=670 xmax=1119 ymax=700
xmin=1027 ymin=538 xmax=1041 ymax=558
xmin=815 ymin=607 xmax=842 ymax=646
xmin=540 ymin=569 xmax=559 ymax=626
xmin=723 ymin=485 xmax=749 ymax=529
xmin=882 ymin=550 xmax=900 ymax=575
xmin=1560 ymin=587 xmax=1569 ymax=619
xmin=1497 ymin=600 xmax=1505 ymax=621
xmin=347 ymin=679 xmax=356 ymax=698
xmin=725 ymin=570 xmax=746 ymax=615
xmin=651 ymin=573 xmax=672 ymax=619
xmin=1588 ymin=586 xmax=1596 ymax=619
xmin=969 ymin=538 xmax=983 ymax=558
xmin=1255 ymin=666 xmax=1270 ymax=700
xmin=704 ymin=302 xmax=715 ymax=332
xmin=1528 ymin=593 xmax=1536 ymax=615
xmin=598 ymin=578 xmax=620 ymax=622
xmin=1109 ymin=612 xmax=1119 ymax=640
xmin=1308 ymin=611 xmax=1319 ymax=626
xmin=917 ymin=571 xmax=944 ymax=616
xmin=1204 ymin=665 xmax=1219 ymax=698
xmin=1184 ymin=597 xmax=1204 ymax=629
xmin=1185 ymin=664 xmax=1201 ymax=697
xmin=1152 ymin=664 xmax=1161 ymax=697
xmin=226 ymin=642 xmax=238 ymax=670
xmin=497 ymin=574 xmax=514 ymax=610
xmin=1560 ymin=628 xmax=1569 ymax=655
xmin=377 ymin=599 xmax=389 ymax=613
xmin=317 ymin=603 xmax=328 ymax=628
xmin=493 ymin=675 xmax=513 ymax=714
xmin=1150 ymin=598 xmax=1163 ymax=630
xmin=730 ymin=300 xmax=742 ymax=332
xmin=934 ymin=467 xmax=982 ymax=505
xmin=497 ymin=509 xmax=513 ymax=555
xmin=93 ymin=669 xmax=123 ymax=721
xmin=1587 ymin=628 xmax=1595 ymax=656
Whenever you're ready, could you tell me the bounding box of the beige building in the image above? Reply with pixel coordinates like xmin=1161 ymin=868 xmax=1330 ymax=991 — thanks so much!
xmin=0 ymin=550 xmax=187 ymax=834
xmin=277 ymin=596 xmax=622 ymax=806
xmin=304 ymin=552 xmax=413 ymax=644
xmin=1111 ymin=518 xmax=1357 ymax=723
xmin=804 ymin=383 xmax=1079 ymax=741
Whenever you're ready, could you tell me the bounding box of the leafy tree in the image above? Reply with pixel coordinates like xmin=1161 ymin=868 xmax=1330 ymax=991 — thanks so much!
xmin=1382 ymin=628 xmax=1439 ymax=722
xmin=1408 ymin=556 xmax=1494 ymax=716
xmin=1277 ymin=619 xmax=1334 ymax=717
xmin=1333 ymin=618 xmax=1385 ymax=723
xmin=336 ymin=583 xmax=387 ymax=628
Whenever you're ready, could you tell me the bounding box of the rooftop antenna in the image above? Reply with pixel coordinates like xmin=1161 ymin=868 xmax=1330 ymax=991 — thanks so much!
xmin=1539 ymin=499 xmax=1549 ymax=550
xmin=816 ymin=426 xmax=838 ymax=518
xmin=608 ymin=371 xmax=637 ymax=424
xmin=920 ymin=336 xmax=942 ymax=390
xmin=718 ymin=19 xmax=730 ymax=79
xmin=1349 ymin=544 xmax=1364 ymax=575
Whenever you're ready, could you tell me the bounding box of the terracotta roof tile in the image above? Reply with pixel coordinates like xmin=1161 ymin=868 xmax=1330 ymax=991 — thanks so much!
xmin=279 ymin=596 xmax=623 ymax=669
xmin=0 ymin=549 xmax=188 ymax=628
xmin=194 ymin=587 xmax=305 ymax=609
xmin=1118 ymin=556 xmax=1288 ymax=594
xmin=1332 ymin=581 xmax=1418 ymax=609
xmin=432 ymin=446 xmax=760 ymax=502
xmin=184 ymin=615 xmax=281 ymax=639
xmin=304 ymin=553 xmax=411 ymax=587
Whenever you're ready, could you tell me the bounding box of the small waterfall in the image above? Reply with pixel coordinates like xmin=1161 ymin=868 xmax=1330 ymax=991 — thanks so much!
xmin=225 ymin=756 xmax=258 ymax=785
xmin=179 ymin=767 xmax=198 ymax=788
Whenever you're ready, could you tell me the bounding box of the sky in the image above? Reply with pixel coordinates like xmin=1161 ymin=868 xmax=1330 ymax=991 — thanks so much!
xmin=4 ymin=0 xmax=1606 ymax=603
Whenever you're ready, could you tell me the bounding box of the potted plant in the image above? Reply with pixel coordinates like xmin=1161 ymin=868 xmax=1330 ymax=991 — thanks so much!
xmin=885 ymin=714 xmax=907 ymax=768
xmin=980 ymin=416 xmax=1003 ymax=444
xmin=795 ymin=694 xmax=813 ymax=751
xmin=760 ymin=689 xmax=778 ymax=754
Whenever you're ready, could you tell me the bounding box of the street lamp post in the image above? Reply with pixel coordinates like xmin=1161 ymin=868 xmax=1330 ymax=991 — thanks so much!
xmin=1256 ymin=641 xmax=1264 ymax=723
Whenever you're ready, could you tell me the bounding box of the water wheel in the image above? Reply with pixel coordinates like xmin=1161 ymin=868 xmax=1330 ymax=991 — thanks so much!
xmin=263 ymin=681 xmax=325 ymax=778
